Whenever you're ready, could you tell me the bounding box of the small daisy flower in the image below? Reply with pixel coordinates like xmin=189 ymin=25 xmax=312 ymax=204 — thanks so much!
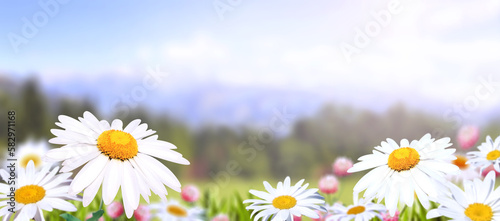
xmin=318 ymin=175 xmax=339 ymax=194
xmin=44 ymin=111 xmax=190 ymax=218
xmin=457 ymin=125 xmax=480 ymax=150
xmin=332 ymin=157 xmax=353 ymax=177
xmin=447 ymin=154 xmax=480 ymax=183
xmin=347 ymin=134 xmax=459 ymax=215
xmin=244 ymin=176 xmax=326 ymax=221
xmin=327 ymin=198 xmax=386 ymax=221
xmin=427 ymin=171 xmax=500 ymax=220
xmin=468 ymin=135 xmax=500 ymax=173
xmin=0 ymin=161 xmax=80 ymax=221
xmin=14 ymin=140 xmax=49 ymax=169
xmin=150 ymin=200 xmax=203 ymax=221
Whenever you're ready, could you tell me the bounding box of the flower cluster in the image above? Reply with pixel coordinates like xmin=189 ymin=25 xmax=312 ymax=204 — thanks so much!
xmin=244 ymin=125 xmax=500 ymax=221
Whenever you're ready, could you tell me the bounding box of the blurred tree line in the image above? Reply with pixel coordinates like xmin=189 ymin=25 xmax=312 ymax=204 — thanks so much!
xmin=1 ymin=77 xmax=500 ymax=180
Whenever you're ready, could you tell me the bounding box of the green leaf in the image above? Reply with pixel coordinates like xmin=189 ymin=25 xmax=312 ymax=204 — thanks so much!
xmin=203 ymin=189 xmax=210 ymax=209
xmin=60 ymin=213 xmax=81 ymax=221
xmin=210 ymin=196 xmax=218 ymax=217
xmin=86 ymin=209 xmax=104 ymax=221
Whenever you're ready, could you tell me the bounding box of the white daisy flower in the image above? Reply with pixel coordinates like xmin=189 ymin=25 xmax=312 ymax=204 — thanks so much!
xmin=44 ymin=111 xmax=190 ymax=218
xmin=13 ymin=139 xmax=50 ymax=169
xmin=427 ymin=171 xmax=500 ymax=220
xmin=243 ymin=176 xmax=326 ymax=221
xmin=326 ymin=197 xmax=386 ymax=221
xmin=0 ymin=160 xmax=80 ymax=221
xmin=468 ymin=135 xmax=500 ymax=173
xmin=150 ymin=200 xmax=203 ymax=221
xmin=347 ymin=134 xmax=459 ymax=215
xmin=447 ymin=154 xmax=480 ymax=184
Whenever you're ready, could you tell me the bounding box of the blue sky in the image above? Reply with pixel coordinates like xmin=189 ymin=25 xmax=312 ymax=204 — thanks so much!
xmin=1 ymin=1 xmax=212 ymax=70
xmin=1 ymin=0 xmax=500 ymax=125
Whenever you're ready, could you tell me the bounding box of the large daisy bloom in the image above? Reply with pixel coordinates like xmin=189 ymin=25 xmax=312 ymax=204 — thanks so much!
xmin=427 ymin=171 xmax=500 ymax=220
xmin=0 ymin=161 xmax=80 ymax=221
xmin=326 ymin=197 xmax=386 ymax=221
xmin=347 ymin=134 xmax=459 ymax=215
xmin=44 ymin=111 xmax=190 ymax=218
xmin=447 ymin=154 xmax=480 ymax=184
xmin=243 ymin=176 xmax=326 ymax=221
xmin=150 ymin=200 xmax=203 ymax=221
xmin=468 ymin=135 xmax=500 ymax=174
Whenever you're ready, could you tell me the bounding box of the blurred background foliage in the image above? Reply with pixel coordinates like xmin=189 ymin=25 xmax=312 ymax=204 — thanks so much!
xmin=2 ymin=77 xmax=500 ymax=183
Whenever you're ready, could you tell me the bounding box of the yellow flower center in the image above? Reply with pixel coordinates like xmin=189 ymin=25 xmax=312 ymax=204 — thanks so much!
xmin=20 ymin=153 xmax=42 ymax=168
xmin=272 ymin=195 xmax=297 ymax=210
xmin=387 ymin=147 xmax=420 ymax=172
xmin=166 ymin=205 xmax=188 ymax=217
xmin=97 ymin=130 xmax=138 ymax=161
xmin=15 ymin=185 xmax=46 ymax=204
xmin=464 ymin=203 xmax=493 ymax=221
xmin=347 ymin=205 xmax=366 ymax=215
xmin=487 ymin=150 xmax=500 ymax=161
xmin=452 ymin=155 xmax=469 ymax=170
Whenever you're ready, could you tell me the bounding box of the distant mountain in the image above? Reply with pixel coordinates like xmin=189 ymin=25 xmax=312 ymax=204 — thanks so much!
xmin=0 ymin=74 xmax=20 ymax=95
xmin=4 ymin=73 xmax=499 ymax=128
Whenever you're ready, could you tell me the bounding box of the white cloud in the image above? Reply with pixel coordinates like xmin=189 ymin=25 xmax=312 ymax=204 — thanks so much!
xmin=422 ymin=0 xmax=500 ymax=31
xmin=29 ymin=0 xmax=500 ymax=114
xmin=163 ymin=34 xmax=229 ymax=66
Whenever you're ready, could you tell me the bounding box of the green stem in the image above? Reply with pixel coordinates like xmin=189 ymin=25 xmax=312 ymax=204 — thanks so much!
xmin=99 ymin=198 xmax=103 ymax=210
xmin=401 ymin=205 xmax=407 ymax=213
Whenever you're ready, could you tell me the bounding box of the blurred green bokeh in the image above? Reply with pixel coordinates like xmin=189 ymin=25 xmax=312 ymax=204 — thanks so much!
xmin=2 ymin=78 xmax=500 ymax=182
